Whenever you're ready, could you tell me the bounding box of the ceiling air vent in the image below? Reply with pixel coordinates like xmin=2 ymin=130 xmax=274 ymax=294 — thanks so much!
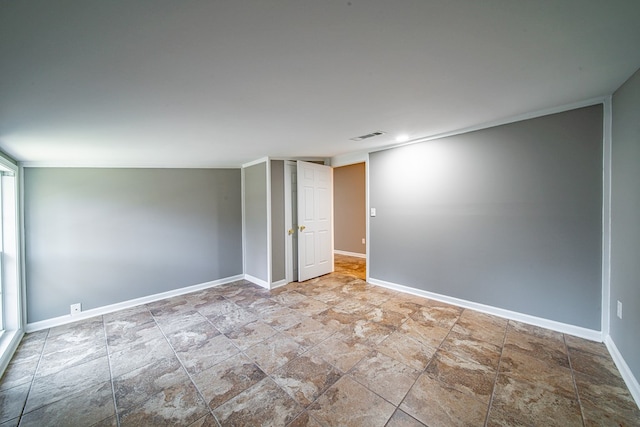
xmin=349 ymin=131 xmax=386 ymax=142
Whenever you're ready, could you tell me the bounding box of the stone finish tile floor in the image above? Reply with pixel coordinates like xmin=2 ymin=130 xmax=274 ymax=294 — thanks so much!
xmin=1 ymin=255 xmax=639 ymax=426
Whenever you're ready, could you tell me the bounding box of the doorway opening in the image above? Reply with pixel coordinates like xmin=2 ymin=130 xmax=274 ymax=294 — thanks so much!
xmin=333 ymin=162 xmax=367 ymax=280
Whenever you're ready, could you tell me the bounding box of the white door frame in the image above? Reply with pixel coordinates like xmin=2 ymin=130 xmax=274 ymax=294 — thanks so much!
xmin=284 ymin=161 xmax=297 ymax=284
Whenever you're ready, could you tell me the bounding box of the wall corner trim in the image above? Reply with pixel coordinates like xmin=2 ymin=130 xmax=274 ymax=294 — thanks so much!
xmin=244 ymin=274 xmax=270 ymax=289
xmin=270 ymin=279 xmax=288 ymax=289
xmin=368 ymin=277 xmax=603 ymax=342
xmin=25 ymin=274 xmax=244 ymax=332
xmin=605 ymin=335 xmax=640 ymax=408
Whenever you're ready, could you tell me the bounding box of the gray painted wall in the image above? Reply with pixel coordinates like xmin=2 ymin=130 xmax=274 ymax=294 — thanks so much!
xmin=334 ymin=163 xmax=366 ymax=255
xmin=610 ymin=69 xmax=640 ymax=380
xmin=369 ymin=105 xmax=603 ymax=329
xmin=243 ymin=162 xmax=268 ymax=282
xmin=24 ymin=168 xmax=242 ymax=323
xmin=271 ymin=160 xmax=285 ymax=282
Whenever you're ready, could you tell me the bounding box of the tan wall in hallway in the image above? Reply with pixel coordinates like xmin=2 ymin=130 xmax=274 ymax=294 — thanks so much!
xmin=334 ymin=162 xmax=366 ymax=255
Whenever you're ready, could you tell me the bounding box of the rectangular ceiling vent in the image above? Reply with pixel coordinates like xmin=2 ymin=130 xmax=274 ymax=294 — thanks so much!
xmin=349 ymin=131 xmax=386 ymax=142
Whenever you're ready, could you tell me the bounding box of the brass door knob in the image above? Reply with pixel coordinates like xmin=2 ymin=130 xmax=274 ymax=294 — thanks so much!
xmin=288 ymin=229 xmax=294 ymax=235
xmin=299 ymin=225 xmax=306 ymax=232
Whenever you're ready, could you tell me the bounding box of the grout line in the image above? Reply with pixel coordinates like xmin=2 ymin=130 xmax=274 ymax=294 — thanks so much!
xmin=564 ymin=334 xmax=587 ymax=427
xmin=153 ymin=301 xmax=227 ymax=427
xmin=483 ymin=318 xmax=509 ymax=427
xmin=17 ymin=328 xmax=50 ymax=424
xmin=392 ymin=304 xmax=459 ymax=418
xmin=102 ymin=315 xmax=121 ymax=427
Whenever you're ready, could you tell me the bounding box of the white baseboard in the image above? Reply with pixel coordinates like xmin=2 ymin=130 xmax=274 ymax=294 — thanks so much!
xmin=368 ymin=277 xmax=603 ymax=342
xmin=334 ymin=250 xmax=366 ymax=259
xmin=244 ymin=274 xmax=270 ymax=289
xmin=0 ymin=329 xmax=24 ymax=378
xmin=25 ymin=274 xmax=244 ymax=332
xmin=270 ymin=279 xmax=288 ymax=289
xmin=605 ymin=335 xmax=640 ymax=408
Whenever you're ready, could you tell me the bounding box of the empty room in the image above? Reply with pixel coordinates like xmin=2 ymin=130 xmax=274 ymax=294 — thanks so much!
xmin=0 ymin=1 xmax=639 ymax=426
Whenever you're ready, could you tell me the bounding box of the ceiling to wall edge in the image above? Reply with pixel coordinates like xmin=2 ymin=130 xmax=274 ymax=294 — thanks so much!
xmin=15 ymin=96 xmax=609 ymax=170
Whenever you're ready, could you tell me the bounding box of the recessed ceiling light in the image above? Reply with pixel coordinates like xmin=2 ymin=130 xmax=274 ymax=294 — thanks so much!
xmin=395 ymin=134 xmax=409 ymax=142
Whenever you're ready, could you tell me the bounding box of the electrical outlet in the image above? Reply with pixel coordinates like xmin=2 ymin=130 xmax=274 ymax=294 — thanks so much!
xmin=617 ymin=301 xmax=622 ymax=319
xmin=70 ymin=303 xmax=82 ymax=316
xmin=362 ymin=238 xmax=366 ymax=244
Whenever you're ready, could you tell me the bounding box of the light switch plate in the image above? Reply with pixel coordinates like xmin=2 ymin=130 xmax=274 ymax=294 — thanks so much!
xmin=370 ymin=208 xmax=376 ymax=217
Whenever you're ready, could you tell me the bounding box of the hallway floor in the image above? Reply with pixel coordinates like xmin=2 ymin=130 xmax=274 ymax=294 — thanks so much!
xmin=1 ymin=256 xmax=639 ymax=426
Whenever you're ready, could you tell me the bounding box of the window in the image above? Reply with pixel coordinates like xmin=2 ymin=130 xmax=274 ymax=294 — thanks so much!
xmin=0 ymin=157 xmax=23 ymax=374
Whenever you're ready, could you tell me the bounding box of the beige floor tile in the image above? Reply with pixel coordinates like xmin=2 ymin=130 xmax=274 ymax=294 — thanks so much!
xmin=224 ymin=319 xmax=277 ymax=350
xmin=349 ymin=351 xmax=420 ymax=405
xmin=191 ymin=353 xmax=265 ymax=410
xmin=337 ymin=319 xmax=395 ymax=346
xmin=439 ymin=330 xmax=502 ymax=370
xmin=411 ymin=303 xmax=462 ymax=329
xmin=504 ymin=320 xmax=568 ymax=366
xmin=399 ymin=317 xmax=450 ymax=348
xmin=569 ymin=347 xmax=625 ymax=386
xmin=6 ymin=257 xmax=639 ymax=427
xmin=363 ymin=306 xmax=410 ymax=328
xmin=119 ymin=382 xmax=208 ymax=427
xmin=309 ymin=334 xmax=371 ymax=373
xmin=380 ymin=298 xmax=423 ymax=317
xmin=283 ymin=317 xmax=335 ymax=349
xmin=174 ymin=333 xmax=240 ymax=375
xmin=243 ymin=333 xmax=304 ymax=374
xmin=386 ymin=409 xmax=427 ymax=427
xmin=288 ymin=298 xmax=331 ymax=316
xmin=376 ymin=331 xmax=437 ymax=371
xmin=109 ymin=336 xmax=175 ymax=378
xmin=164 ymin=320 xmax=221 ymax=353
xmin=489 ymin=374 xmax=582 ymax=427
xmin=113 ymin=356 xmax=188 ymax=411
xmin=308 ymin=376 xmax=395 ymax=427
xmin=564 ymin=334 xmax=609 ymax=358
xmin=288 ymin=411 xmax=324 ymax=427
xmin=0 ymin=382 xmax=30 ymax=424
xmin=213 ymin=377 xmax=303 ymax=426
xmin=187 ymin=413 xmax=219 ymax=427
xmin=207 ymin=306 xmax=258 ymax=333
xmin=271 ymin=354 xmax=342 ymax=407
xmin=574 ymin=371 xmax=640 ymax=424
xmin=450 ymin=309 xmax=507 ymax=347
xmin=35 ymin=340 xmax=107 ymax=378
xmin=425 ymin=349 xmax=496 ymax=404
xmin=106 ymin=321 xmax=163 ymax=354
xmin=260 ymin=305 xmax=305 ymax=331
xmin=25 ymin=356 xmax=111 ymax=413
xmin=19 ymin=381 xmax=115 ymax=427
xmin=499 ymin=345 xmax=575 ymax=397
xmin=153 ymin=310 xmax=208 ymax=335
xmin=400 ymin=372 xmax=488 ymax=427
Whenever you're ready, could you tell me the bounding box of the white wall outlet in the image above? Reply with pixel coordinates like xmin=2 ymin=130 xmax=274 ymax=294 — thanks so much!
xmin=70 ymin=303 xmax=82 ymax=316
xmin=617 ymin=300 xmax=622 ymax=319
xmin=362 ymin=238 xmax=366 ymax=244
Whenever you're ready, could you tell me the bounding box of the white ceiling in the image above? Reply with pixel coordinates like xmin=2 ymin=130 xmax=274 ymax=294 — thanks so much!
xmin=1 ymin=1 xmax=639 ymax=167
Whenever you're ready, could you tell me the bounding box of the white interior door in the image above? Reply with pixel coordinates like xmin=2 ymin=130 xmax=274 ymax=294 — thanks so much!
xmin=297 ymin=161 xmax=333 ymax=281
